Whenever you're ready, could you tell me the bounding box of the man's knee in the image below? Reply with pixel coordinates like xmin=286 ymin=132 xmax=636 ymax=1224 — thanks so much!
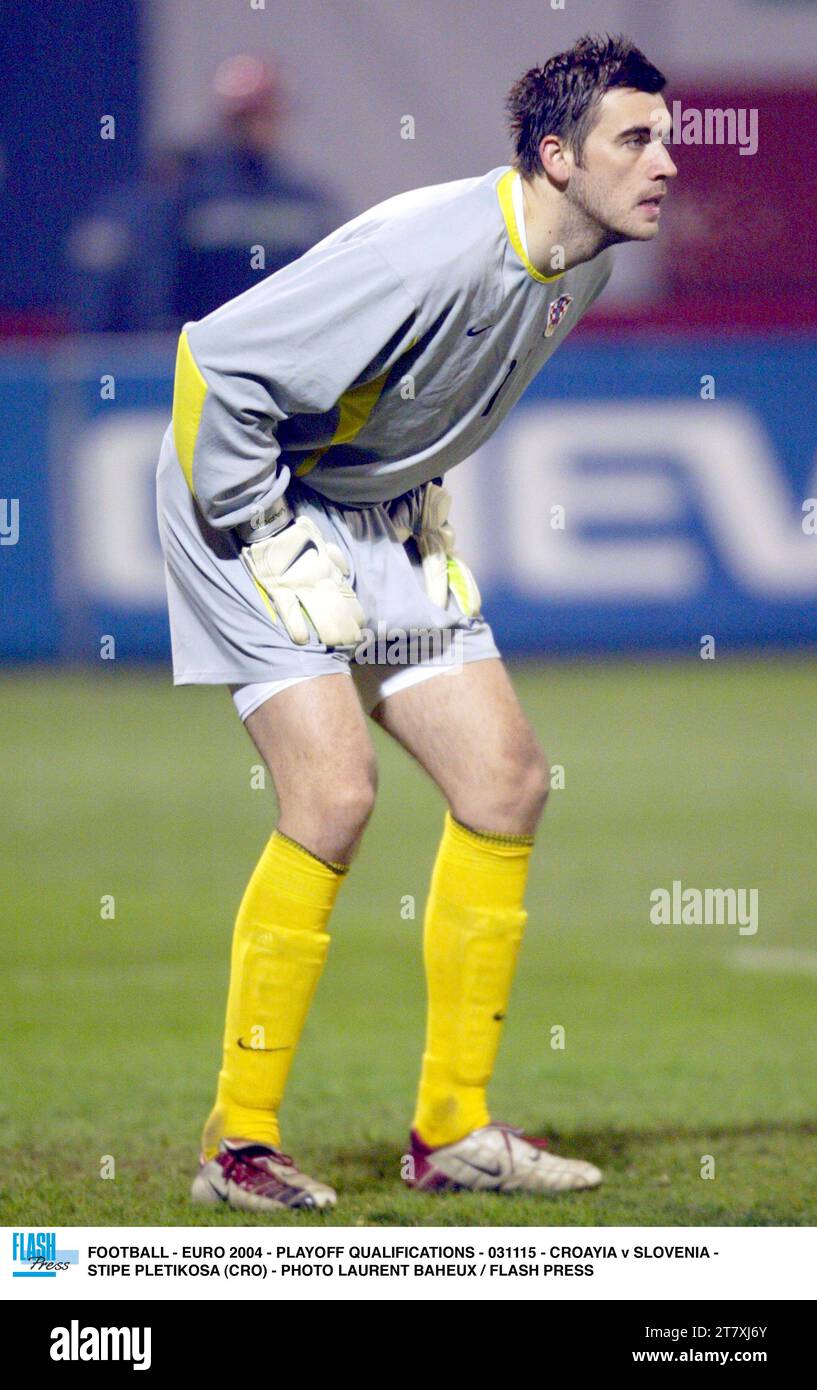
xmin=452 ymin=739 xmax=549 ymax=835
xmin=327 ymin=763 xmax=379 ymax=839
xmin=283 ymin=757 xmax=378 ymax=860
xmin=498 ymin=742 xmax=549 ymax=825
xmin=519 ymin=745 xmax=550 ymax=823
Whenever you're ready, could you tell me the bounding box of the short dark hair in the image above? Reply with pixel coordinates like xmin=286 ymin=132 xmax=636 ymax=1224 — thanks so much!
xmin=506 ymin=33 xmax=667 ymax=174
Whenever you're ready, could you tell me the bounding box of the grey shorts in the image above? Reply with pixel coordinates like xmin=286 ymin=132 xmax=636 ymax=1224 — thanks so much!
xmin=155 ymin=425 xmax=500 ymax=714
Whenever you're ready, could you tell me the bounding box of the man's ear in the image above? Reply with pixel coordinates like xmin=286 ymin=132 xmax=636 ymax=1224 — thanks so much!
xmin=538 ymin=134 xmax=571 ymax=189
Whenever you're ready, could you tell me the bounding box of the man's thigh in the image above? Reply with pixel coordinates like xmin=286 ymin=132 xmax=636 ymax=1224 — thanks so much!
xmin=370 ymin=657 xmax=549 ymax=835
xmin=243 ymin=672 xmax=378 ymax=862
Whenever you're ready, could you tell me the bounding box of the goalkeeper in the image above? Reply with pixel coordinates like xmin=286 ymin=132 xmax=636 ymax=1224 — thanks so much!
xmin=157 ymin=34 xmax=676 ymax=1210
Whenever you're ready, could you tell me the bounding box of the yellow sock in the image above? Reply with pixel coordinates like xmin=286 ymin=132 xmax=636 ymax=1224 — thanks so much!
xmin=413 ymin=811 xmax=533 ymax=1148
xmin=201 ymin=830 xmax=347 ymax=1159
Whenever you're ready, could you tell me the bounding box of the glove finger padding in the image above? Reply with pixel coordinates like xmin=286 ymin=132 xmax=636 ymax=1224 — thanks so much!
xmin=416 ymin=484 xmax=482 ymax=617
xmin=269 ymin=583 xmax=312 ymax=646
xmin=298 ymin=579 xmax=365 ymax=647
xmin=447 ymin=554 xmax=481 ymax=617
xmin=324 ymin=540 xmax=352 ymax=576
xmin=242 ymin=516 xmax=364 ymax=647
xmin=417 ymin=531 xmax=451 ymax=609
xmin=420 ymin=481 xmax=453 ymax=533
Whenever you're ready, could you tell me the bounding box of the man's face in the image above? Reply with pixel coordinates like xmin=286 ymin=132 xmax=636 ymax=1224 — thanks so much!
xmin=565 ymin=88 xmax=677 ymax=242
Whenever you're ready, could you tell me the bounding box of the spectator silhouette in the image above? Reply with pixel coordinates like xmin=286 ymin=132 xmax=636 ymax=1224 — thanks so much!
xmin=65 ymin=54 xmax=341 ymax=331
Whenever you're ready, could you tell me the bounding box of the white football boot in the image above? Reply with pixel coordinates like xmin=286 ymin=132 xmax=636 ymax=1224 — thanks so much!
xmin=192 ymin=1138 xmax=337 ymax=1211
xmin=407 ymin=1123 xmax=602 ymax=1194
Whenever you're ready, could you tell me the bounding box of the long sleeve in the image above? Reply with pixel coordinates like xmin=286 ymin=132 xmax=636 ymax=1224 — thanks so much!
xmin=171 ymin=237 xmax=417 ymax=530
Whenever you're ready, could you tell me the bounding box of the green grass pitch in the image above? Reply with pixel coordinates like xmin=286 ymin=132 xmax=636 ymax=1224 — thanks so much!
xmin=2 ymin=657 xmax=815 ymax=1227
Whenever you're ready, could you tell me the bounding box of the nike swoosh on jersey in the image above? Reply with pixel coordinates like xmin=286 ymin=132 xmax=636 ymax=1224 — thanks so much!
xmin=466 ymin=324 xmax=493 ymax=336
xmin=236 ymin=1038 xmax=292 ymax=1052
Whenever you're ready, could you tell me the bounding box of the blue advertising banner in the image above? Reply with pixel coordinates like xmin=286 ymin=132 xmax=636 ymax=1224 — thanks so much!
xmin=1 ymin=333 xmax=815 ymax=662
xmin=0 ymin=358 xmax=56 ymax=658
xmin=475 ymin=335 xmax=817 ymax=653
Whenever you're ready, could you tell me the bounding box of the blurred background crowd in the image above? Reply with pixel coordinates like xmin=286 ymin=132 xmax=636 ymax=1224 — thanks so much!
xmin=4 ymin=0 xmax=817 ymax=337
xmin=62 ymin=52 xmax=341 ymax=332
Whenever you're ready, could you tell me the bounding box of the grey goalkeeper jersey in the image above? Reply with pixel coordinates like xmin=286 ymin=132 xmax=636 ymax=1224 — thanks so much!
xmin=171 ymin=164 xmax=613 ymax=528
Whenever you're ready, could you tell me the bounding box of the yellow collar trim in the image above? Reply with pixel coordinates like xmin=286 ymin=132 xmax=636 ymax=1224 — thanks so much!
xmin=497 ymin=168 xmax=563 ymax=285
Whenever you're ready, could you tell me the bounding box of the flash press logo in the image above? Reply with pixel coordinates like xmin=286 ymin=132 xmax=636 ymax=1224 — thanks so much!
xmin=12 ymin=1231 xmax=79 ymax=1278
xmin=50 ymin=1321 xmax=152 ymax=1371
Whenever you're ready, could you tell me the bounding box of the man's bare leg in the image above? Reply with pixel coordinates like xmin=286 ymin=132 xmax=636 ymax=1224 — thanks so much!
xmin=194 ymin=671 xmax=377 ymax=1207
xmin=370 ymin=657 xmax=549 ymax=835
xmin=367 ymin=657 xmax=600 ymax=1191
xmin=243 ymin=671 xmax=378 ymax=863
xmin=371 ymin=656 xmax=547 ymax=1143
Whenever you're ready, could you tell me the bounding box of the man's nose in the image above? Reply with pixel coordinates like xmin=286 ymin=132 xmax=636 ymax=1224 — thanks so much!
xmin=653 ymin=144 xmax=678 ymax=180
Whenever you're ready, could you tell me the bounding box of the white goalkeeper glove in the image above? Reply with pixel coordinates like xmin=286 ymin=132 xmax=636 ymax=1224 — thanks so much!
xmin=410 ymin=482 xmax=481 ymax=617
xmin=241 ymin=516 xmax=365 ymax=647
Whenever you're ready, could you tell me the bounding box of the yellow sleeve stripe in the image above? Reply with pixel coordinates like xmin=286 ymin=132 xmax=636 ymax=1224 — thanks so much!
xmin=295 ymin=335 xmax=418 ymax=479
xmin=497 ymin=168 xmax=563 ymax=285
xmin=172 ymin=331 xmax=208 ymax=492
xmin=295 ymin=367 xmax=392 ymax=478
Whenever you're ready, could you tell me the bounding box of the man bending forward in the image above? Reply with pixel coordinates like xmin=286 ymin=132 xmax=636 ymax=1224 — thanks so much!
xmin=156 ymin=33 xmax=676 ymax=1211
